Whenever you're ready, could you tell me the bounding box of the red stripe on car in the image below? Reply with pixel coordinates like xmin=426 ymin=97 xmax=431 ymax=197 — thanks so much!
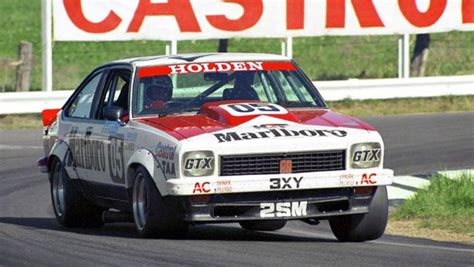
xmin=138 ymin=61 xmax=296 ymax=78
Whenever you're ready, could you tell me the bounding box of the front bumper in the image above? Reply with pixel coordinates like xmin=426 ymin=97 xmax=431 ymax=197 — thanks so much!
xmin=166 ymin=168 xmax=393 ymax=196
xmin=178 ymin=187 xmax=378 ymax=222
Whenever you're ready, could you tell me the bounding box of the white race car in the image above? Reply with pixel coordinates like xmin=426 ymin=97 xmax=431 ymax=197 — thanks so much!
xmin=38 ymin=53 xmax=393 ymax=241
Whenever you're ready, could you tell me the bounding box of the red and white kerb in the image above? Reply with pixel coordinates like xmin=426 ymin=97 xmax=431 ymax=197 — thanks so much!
xmin=138 ymin=61 xmax=296 ymax=78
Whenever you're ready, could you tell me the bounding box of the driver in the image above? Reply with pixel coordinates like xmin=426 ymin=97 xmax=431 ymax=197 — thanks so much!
xmin=143 ymin=76 xmax=173 ymax=109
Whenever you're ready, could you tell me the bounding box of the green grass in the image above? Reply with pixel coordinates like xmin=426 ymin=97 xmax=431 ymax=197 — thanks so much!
xmin=0 ymin=0 xmax=473 ymax=91
xmin=0 ymin=114 xmax=42 ymax=130
xmin=392 ymin=173 xmax=474 ymax=235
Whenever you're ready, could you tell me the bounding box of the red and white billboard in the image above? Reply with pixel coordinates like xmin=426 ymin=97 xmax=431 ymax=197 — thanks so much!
xmin=53 ymin=0 xmax=474 ymax=41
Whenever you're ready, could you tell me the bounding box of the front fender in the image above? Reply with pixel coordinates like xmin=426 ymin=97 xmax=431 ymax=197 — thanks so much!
xmin=126 ymin=149 xmax=170 ymax=196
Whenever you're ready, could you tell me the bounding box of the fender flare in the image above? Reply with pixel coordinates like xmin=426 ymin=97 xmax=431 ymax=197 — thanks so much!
xmin=48 ymin=140 xmax=69 ymax=163
xmin=126 ymin=149 xmax=170 ymax=196
xmin=48 ymin=140 xmax=81 ymax=179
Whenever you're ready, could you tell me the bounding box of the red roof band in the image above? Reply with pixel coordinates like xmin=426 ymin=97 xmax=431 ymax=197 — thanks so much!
xmin=138 ymin=61 xmax=296 ymax=78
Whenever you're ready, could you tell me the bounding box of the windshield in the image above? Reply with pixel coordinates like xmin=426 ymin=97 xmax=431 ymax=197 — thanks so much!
xmin=133 ymin=61 xmax=325 ymax=117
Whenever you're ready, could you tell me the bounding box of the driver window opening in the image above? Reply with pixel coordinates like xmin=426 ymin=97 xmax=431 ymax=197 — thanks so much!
xmin=98 ymin=69 xmax=131 ymax=120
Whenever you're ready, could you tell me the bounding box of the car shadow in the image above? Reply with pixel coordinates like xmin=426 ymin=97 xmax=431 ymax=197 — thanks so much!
xmin=0 ymin=216 xmax=336 ymax=243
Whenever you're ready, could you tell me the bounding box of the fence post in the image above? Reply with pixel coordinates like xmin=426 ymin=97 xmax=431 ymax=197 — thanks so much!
xmin=15 ymin=41 xmax=33 ymax=92
xmin=398 ymin=34 xmax=410 ymax=79
xmin=411 ymin=34 xmax=430 ymax=77
xmin=42 ymin=0 xmax=53 ymax=92
xmin=281 ymin=37 xmax=293 ymax=58
xmin=166 ymin=40 xmax=178 ymax=55
xmin=218 ymin=39 xmax=228 ymax=52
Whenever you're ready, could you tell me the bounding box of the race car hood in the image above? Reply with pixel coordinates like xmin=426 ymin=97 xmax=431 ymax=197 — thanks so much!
xmin=135 ymin=101 xmax=376 ymax=141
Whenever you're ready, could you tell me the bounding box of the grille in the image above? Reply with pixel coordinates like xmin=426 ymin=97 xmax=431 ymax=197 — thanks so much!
xmin=220 ymin=150 xmax=346 ymax=176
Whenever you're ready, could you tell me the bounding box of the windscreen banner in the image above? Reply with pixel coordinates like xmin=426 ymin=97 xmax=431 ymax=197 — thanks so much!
xmin=53 ymin=0 xmax=474 ymax=41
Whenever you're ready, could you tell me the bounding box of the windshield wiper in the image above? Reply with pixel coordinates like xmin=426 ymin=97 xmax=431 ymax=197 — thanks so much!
xmin=278 ymin=101 xmax=316 ymax=108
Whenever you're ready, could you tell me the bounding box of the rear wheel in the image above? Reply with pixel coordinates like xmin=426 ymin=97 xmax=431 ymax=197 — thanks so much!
xmin=132 ymin=166 xmax=188 ymax=238
xmin=329 ymin=186 xmax=388 ymax=242
xmin=239 ymin=220 xmax=287 ymax=231
xmin=50 ymin=159 xmax=104 ymax=227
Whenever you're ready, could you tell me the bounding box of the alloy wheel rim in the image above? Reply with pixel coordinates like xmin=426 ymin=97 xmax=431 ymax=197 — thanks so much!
xmin=133 ymin=173 xmax=148 ymax=230
xmin=52 ymin=163 xmax=65 ymax=217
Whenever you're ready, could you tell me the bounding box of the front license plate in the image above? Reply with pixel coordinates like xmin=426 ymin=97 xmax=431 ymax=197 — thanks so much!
xmin=260 ymin=201 xmax=308 ymax=218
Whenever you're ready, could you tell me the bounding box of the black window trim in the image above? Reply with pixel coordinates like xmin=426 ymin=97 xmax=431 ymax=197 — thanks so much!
xmin=93 ymin=64 xmax=132 ymax=121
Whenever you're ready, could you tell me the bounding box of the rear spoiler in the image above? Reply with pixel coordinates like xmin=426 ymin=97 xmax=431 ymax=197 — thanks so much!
xmin=42 ymin=109 xmax=61 ymax=127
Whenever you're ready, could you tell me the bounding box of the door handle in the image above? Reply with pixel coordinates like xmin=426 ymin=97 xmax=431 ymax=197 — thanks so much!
xmin=85 ymin=127 xmax=93 ymax=138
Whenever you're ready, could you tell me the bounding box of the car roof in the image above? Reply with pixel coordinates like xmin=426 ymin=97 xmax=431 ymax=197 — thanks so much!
xmin=110 ymin=53 xmax=291 ymax=68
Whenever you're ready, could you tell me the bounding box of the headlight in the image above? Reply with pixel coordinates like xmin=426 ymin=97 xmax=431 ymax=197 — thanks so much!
xmin=350 ymin=143 xmax=382 ymax=169
xmin=182 ymin=151 xmax=215 ymax=177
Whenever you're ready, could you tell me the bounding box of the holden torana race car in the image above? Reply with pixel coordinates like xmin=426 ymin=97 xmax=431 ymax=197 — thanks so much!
xmin=38 ymin=53 xmax=393 ymax=241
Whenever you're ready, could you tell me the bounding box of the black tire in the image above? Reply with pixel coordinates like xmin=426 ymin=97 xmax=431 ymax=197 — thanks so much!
xmin=329 ymin=186 xmax=388 ymax=242
xmin=50 ymin=159 xmax=104 ymax=227
xmin=239 ymin=220 xmax=287 ymax=231
xmin=132 ymin=166 xmax=188 ymax=238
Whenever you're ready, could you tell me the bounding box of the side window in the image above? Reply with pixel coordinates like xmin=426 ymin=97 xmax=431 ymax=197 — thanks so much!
xmin=97 ymin=69 xmax=131 ymax=119
xmin=67 ymin=72 xmax=103 ymax=118
xmin=112 ymin=76 xmax=128 ymax=104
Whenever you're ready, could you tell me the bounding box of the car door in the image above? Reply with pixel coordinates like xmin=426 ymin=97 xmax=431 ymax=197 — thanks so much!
xmin=61 ymin=68 xmax=107 ymax=181
xmin=81 ymin=66 xmax=133 ymax=202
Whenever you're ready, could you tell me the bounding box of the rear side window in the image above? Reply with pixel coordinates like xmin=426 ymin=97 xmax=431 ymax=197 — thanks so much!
xmin=67 ymin=73 xmax=103 ymax=118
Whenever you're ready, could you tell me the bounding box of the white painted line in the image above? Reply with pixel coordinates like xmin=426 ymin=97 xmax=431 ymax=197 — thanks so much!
xmin=372 ymin=240 xmax=474 ymax=253
xmin=388 ymin=169 xmax=474 ymax=200
xmin=393 ymin=176 xmax=430 ymax=189
xmin=387 ymin=185 xmax=416 ymax=200
xmin=0 ymin=144 xmax=43 ymax=150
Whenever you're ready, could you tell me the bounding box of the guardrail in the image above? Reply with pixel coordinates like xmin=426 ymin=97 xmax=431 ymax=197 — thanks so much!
xmin=0 ymin=75 xmax=472 ymax=115
xmin=317 ymin=75 xmax=473 ymax=101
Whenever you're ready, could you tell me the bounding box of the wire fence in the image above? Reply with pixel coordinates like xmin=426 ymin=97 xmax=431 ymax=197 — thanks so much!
xmin=0 ymin=32 xmax=472 ymax=92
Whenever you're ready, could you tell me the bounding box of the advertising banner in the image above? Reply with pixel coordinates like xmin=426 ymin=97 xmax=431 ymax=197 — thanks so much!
xmin=53 ymin=0 xmax=474 ymax=41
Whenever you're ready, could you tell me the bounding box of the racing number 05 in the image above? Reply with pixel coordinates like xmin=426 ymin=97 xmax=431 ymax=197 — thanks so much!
xmin=108 ymin=137 xmax=125 ymax=184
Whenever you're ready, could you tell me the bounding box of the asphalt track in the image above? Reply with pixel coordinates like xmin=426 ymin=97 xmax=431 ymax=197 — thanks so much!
xmin=0 ymin=112 xmax=473 ymax=266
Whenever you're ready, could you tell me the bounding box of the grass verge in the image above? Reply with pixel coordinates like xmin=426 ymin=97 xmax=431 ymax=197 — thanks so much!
xmin=328 ymin=95 xmax=474 ymax=117
xmin=0 ymin=114 xmax=42 ymax=130
xmin=0 ymin=95 xmax=472 ymax=130
xmin=389 ymin=173 xmax=474 ymax=243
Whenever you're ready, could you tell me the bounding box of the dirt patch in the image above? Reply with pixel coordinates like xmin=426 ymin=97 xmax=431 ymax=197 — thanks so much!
xmin=386 ymin=220 xmax=474 ymax=244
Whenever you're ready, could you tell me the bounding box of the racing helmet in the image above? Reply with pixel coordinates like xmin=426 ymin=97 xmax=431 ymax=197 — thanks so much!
xmin=143 ymin=76 xmax=173 ymax=103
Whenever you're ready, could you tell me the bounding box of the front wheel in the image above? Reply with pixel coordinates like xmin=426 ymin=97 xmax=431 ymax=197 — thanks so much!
xmin=50 ymin=159 xmax=104 ymax=227
xmin=329 ymin=186 xmax=388 ymax=242
xmin=132 ymin=166 xmax=188 ymax=238
xmin=239 ymin=220 xmax=287 ymax=231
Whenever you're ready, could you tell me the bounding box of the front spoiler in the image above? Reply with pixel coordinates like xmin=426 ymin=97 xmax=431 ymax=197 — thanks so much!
xmin=178 ymin=187 xmax=376 ymax=222
xmin=166 ymin=168 xmax=393 ymax=196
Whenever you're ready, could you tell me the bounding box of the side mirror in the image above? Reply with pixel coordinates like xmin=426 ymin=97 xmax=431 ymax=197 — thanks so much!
xmin=103 ymin=106 xmax=124 ymax=122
